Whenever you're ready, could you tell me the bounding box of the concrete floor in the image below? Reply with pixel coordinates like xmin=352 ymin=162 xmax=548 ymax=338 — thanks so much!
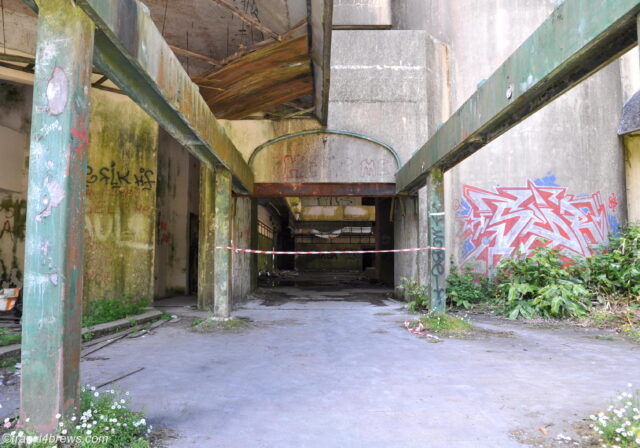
xmin=1 ymin=279 xmax=640 ymax=447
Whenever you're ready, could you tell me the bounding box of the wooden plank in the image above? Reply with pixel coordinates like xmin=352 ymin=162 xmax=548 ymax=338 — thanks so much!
xmin=20 ymin=0 xmax=94 ymax=432
xmin=197 ymin=35 xmax=313 ymax=119
xmin=59 ymin=0 xmax=254 ymax=192
xmin=396 ymin=0 xmax=640 ymax=193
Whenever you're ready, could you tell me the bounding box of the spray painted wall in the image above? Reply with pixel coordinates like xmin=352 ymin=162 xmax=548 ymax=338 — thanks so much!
xmin=83 ymin=90 xmax=158 ymax=302
xmin=393 ymin=0 xmax=628 ymax=275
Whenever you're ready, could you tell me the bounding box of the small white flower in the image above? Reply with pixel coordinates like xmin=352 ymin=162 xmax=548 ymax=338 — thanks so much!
xmin=94 ymin=392 xmax=99 ymax=397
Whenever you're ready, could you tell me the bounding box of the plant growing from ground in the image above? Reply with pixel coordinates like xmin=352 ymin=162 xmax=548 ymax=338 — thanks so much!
xmin=589 ymin=383 xmax=640 ymax=447
xmin=494 ymin=245 xmax=591 ymax=319
xmin=0 ymin=329 xmax=20 ymax=347
xmin=397 ymin=277 xmax=430 ymax=312
xmin=446 ymin=264 xmax=496 ymax=309
xmin=406 ymin=312 xmax=474 ymax=337
xmin=82 ymin=295 xmax=148 ymax=328
xmin=1 ymin=386 xmax=151 ymax=448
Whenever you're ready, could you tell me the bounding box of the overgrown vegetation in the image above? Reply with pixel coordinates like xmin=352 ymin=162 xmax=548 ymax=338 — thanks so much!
xmin=397 ymin=277 xmax=430 ymax=312
xmin=0 ymin=329 xmax=20 ymax=347
xmin=1 ymin=386 xmax=151 ymax=448
xmin=416 ymin=312 xmax=473 ymax=336
xmin=589 ymin=384 xmax=640 ymax=447
xmin=82 ymin=295 xmax=149 ymax=328
xmin=441 ymin=224 xmax=639 ymax=332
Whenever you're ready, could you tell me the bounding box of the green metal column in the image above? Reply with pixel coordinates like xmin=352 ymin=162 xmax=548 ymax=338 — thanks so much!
xmin=427 ymin=170 xmax=446 ymax=312
xmin=213 ymin=167 xmax=232 ymax=318
xmin=20 ymin=0 xmax=94 ymax=432
xmin=198 ymin=165 xmax=216 ymax=310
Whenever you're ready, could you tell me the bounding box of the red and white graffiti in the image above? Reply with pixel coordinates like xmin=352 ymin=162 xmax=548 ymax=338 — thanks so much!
xmin=459 ymin=180 xmax=610 ymax=273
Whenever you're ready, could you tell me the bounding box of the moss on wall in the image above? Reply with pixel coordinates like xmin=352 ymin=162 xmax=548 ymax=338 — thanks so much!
xmin=83 ymin=90 xmax=158 ymax=304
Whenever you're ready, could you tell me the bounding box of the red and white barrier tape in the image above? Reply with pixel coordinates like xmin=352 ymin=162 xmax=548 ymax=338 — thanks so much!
xmin=214 ymin=243 xmax=445 ymax=255
xmin=404 ymin=321 xmax=440 ymax=340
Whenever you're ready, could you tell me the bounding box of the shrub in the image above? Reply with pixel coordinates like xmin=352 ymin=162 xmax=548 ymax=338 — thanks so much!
xmin=1 ymin=386 xmax=151 ymax=448
xmin=397 ymin=277 xmax=430 ymax=312
xmin=0 ymin=329 xmax=20 ymax=347
xmin=574 ymin=223 xmax=640 ymax=304
xmin=83 ymin=295 xmax=148 ymax=328
xmin=589 ymin=384 xmax=640 ymax=447
xmin=446 ymin=264 xmax=496 ymax=309
xmin=494 ymin=245 xmax=591 ymax=319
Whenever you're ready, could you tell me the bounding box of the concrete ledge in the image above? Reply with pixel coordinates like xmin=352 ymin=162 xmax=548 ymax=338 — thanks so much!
xmin=0 ymin=308 xmax=163 ymax=363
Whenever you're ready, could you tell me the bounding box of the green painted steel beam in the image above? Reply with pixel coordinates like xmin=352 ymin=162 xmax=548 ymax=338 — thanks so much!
xmin=396 ymin=0 xmax=640 ymax=193
xmin=22 ymin=0 xmax=254 ymax=193
xmin=21 ymin=0 xmax=94 ymax=432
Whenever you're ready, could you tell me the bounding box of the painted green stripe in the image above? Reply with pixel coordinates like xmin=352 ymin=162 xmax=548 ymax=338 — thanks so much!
xmin=396 ymin=0 xmax=640 ymax=192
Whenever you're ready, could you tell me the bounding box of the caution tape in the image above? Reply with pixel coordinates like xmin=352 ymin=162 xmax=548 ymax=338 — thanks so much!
xmin=214 ymin=245 xmax=445 ymax=255
xmin=404 ymin=321 xmax=440 ymax=340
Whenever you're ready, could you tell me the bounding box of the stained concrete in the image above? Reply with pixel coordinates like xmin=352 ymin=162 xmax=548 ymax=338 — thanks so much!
xmin=1 ymin=283 xmax=639 ymax=447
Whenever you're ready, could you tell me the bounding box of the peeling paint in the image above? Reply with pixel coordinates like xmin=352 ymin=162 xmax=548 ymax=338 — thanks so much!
xmin=46 ymin=67 xmax=68 ymax=116
xmin=35 ymin=177 xmax=65 ymax=222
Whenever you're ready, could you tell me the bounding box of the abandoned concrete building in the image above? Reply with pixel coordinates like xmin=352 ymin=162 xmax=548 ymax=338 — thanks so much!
xmin=0 ymin=0 xmax=640 ymax=444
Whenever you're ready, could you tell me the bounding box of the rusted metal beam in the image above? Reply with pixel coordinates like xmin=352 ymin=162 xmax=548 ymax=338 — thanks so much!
xmin=396 ymin=0 xmax=640 ymax=193
xmin=247 ymin=183 xmax=399 ymax=197
xmin=208 ymin=0 xmax=281 ymax=41
xmin=20 ymin=0 xmax=94 ymax=432
xmin=24 ymin=0 xmax=254 ymax=192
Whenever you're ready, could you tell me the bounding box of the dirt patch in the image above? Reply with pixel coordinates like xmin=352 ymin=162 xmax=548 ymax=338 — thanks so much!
xmin=374 ymin=312 xmax=394 ymax=316
xmin=149 ymin=427 xmax=181 ymax=448
xmin=510 ymin=419 xmax=599 ymax=447
xmin=371 ymin=329 xmax=389 ymax=334
xmin=191 ymin=316 xmax=253 ymax=333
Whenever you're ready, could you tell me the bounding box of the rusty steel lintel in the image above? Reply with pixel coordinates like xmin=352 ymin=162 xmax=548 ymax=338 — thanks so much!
xmin=243 ymin=183 xmax=405 ymax=197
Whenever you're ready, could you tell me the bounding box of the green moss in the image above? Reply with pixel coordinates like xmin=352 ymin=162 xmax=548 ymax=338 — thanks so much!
xmin=407 ymin=312 xmax=474 ymax=337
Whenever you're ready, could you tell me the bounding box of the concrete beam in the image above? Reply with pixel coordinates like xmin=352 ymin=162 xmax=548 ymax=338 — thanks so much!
xmin=20 ymin=0 xmax=94 ymax=432
xmin=198 ymin=165 xmax=216 ymax=311
xmin=23 ymin=0 xmax=255 ymax=193
xmin=248 ymin=183 xmax=398 ymax=197
xmin=213 ymin=167 xmax=232 ymax=318
xmin=396 ymin=0 xmax=640 ymax=193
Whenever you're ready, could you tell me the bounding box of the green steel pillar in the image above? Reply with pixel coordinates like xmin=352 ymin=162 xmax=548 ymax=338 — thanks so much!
xmin=213 ymin=167 xmax=232 ymax=318
xmin=198 ymin=164 xmax=216 ymax=310
xmin=427 ymin=170 xmax=446 ymax=312
xmin=20 ymin=0 xmax=94 ymax=432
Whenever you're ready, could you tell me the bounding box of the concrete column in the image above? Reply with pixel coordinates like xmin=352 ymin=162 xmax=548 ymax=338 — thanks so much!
xmin=198 ymin=164 xmax=215 ymax=310
xmin=375 ymin=197 xmax=394 ymax=285
xmin=250 ymin=198 xmax=258 ymax=291
xmin=21 ymin=0 xmax=94 ymax=432
xmin=213 ymin=167 xmax=232 ymax=317
xmin=427 ymin=170 xmax=446 ymax=312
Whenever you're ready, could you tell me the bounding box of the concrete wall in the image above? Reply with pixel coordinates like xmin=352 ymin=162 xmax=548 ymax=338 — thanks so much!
xmin=232 ymin=196 xmax=252 ymax=303
xmin=155 ymin=129 xmax=194 ymax=297
xmin=83 ymin=90 xmax=159 ymax=303
xmin=0 ymin=82 xmax=31 ymax=288
xmin=393 ymin=196 xmax=419 ymax=292
xmin=393 ymin=0 xmax=628 ymax=275
xmin=333 ymin=0 xmax=391 ymax=28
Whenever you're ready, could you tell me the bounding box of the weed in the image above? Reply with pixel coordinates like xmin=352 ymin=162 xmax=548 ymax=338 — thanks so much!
xmin=82 ymin=295 xmax=148 ymax=328
xmin=192 ymin=317 xmax=202 ymax=327
xmin=0 ymin=356 xmax=20 ymax=374
xmin=397 ymin=277 xmax=430 ymax=312
xmin=0 ymin=386 xmax=151 ymax=448
xmin=589 ymin=384 xmax=640 ymax=446
xmin=494 ymin=245 xmax=591 ymax=319
xmin=407 ymin=312 xmax=474 ymax=336
xmin=446 ymin=264 xmax=497 ymax=309
xmin=0 ymin=329 xmax=20 ymax=347
xmin=82 ymin=330 xmax=95 ymax=342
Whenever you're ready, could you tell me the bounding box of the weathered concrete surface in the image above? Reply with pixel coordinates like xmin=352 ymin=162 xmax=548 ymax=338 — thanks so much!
xmin=623 ymin=135 xmax=640 ymax=223
xmin=3 ymin=283 xmax=639 ymax=446
xmin=231 ymin=196 xmax=253 ymax=304
xmin=333 ymin=0 xmax=392 ymax=28
xmin=84 ymin=90 xmax=158 ymax=303
xmin=393 ymin=0 xmax=628 ymax=275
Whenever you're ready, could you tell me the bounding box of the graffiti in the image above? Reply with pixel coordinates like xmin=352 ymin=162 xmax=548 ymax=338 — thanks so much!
xmin=87 ymin=162 xmax=156 ymax=190
xmin=85 ymin=210 xmax=153 ymax=251
xmin=430 ymin=214 xmax=446 ymax=306
xmin=608 ymin=193 xmax=618 ymax=212
xmin=458 ymin=177 xmax=612 ymax=273
xmin=360 ymin=159 xmax=376 ymax=177
xmin=158 ymin=221 xmax=171 ymax=245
